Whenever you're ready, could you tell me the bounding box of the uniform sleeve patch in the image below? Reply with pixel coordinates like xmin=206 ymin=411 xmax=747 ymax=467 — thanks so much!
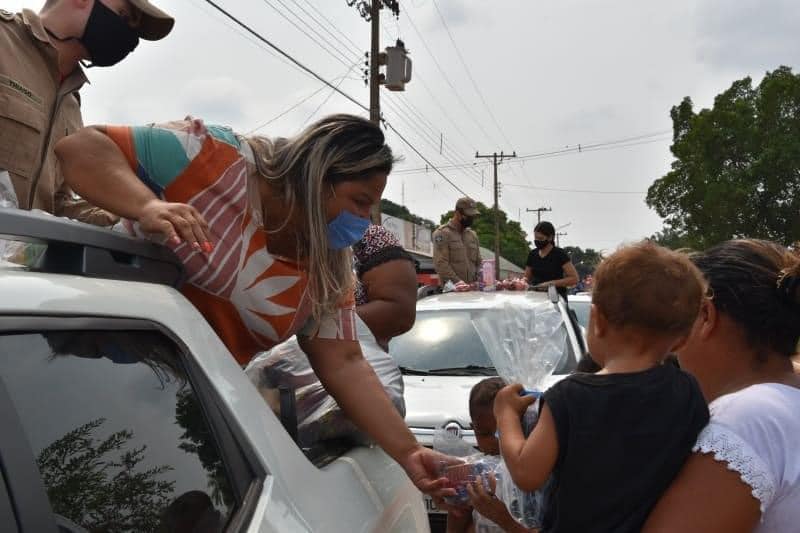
xmin=434 ymin=234 xmax=444 ymax=244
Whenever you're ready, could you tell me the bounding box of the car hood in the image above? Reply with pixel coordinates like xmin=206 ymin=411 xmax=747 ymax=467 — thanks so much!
xmin=403 ymin=373 xmax=567 ymax=430
xmin=403 ymin=375 xmax=482 ymax=429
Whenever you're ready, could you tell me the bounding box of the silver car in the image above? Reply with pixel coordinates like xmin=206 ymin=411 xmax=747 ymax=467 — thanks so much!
xmin=0 ymin=210 xmax=428 ymax=533
xmin=390 ymin=290 xmax=586 ymax=448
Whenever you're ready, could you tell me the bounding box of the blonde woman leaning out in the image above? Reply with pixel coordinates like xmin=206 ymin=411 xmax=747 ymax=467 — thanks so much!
xmin=55 ymin=114 xmax=456 ymax=499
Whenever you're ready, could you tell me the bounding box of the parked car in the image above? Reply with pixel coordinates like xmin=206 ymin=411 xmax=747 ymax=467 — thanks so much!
xmin=388 ymin=289 xmax=586 ymax=526
xmin=569 ymin=292 xmax=592 ymax=329
xmin=0 ymin=210 xmax=428 ymax=533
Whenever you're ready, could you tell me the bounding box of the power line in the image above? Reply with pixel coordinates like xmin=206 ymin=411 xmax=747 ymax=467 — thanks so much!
xmin=259 ymin=0 xmax=356 ymax=68
xmin=288 ymin=0 xmax=364 ymax=62
xmin=246 ymin=84 xmax=330 ymax=134
xmin=301 ymin=61 xmax=361 ymax=128
xmin=200 ymin=0 xmax=468 ymax=199
xmin=299 ymin=0 xmax=362 ymax=52
xmin=403 ymin=8 xmax=495 ymax=146
xmin=393 ymin=131 xmax=672 ymax=174
xmin=431 ymin=0 xmax=515 ymax=150
xmin=201 ymin=0 xmax=369 ymax=113
xmin=504 ymin=183 xmax=646 ymax=195
xmin=516 ymin=130 xmax=671 ymax=161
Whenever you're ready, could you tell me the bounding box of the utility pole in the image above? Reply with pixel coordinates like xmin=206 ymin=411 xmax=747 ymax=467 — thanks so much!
xmin=556 ymin=232 xmax=568 ymax=247
xmin=350 ymin=1 xmax=402 ymax=223
xmin=526 ymin=206 xmax=552 ymax=224
xmin=476 ymin=151 xmax=516 ymax=279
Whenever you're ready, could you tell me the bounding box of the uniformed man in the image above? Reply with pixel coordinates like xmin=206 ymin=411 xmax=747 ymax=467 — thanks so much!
xmin=0 ymin=0 xmax=174 ymax=225
xmin=433 ymin=197 xmax=482 ymax=285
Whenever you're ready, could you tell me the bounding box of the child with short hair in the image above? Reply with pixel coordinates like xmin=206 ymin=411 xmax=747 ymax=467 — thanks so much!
xmin=447 ymin=377 xmax=535 ymax=533
xmin=494 ymin=241 xmax=710 ymax=533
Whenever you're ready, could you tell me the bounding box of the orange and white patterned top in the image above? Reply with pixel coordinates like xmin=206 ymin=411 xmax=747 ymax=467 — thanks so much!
xmin=106 ymin=117 xmax=356 ymax=365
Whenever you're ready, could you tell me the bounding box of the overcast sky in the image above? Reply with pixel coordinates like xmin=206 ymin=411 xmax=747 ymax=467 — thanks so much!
xmin=14 ymin=0 xmax=800 ymax=252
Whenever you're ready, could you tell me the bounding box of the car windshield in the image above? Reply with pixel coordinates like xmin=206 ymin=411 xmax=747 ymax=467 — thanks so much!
xmin=390 ymin=308 xmax=576 ymax=375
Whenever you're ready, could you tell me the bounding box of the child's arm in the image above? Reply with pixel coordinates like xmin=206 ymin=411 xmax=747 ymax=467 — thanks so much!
xmin=467 ymin=473 xmax=536 ymax=533
xmin=494 ymin=384 xmax=559 ymax=492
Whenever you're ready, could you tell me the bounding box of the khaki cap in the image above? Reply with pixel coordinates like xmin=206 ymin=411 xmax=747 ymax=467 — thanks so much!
xmin=130 ymin=0 xmax=174 ymax=41
xmin=455 ymin=197 xmax=479 ymax=216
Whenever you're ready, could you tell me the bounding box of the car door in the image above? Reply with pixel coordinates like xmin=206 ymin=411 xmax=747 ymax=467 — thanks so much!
xmin=0 ymin=318 xmax=260 ymax=532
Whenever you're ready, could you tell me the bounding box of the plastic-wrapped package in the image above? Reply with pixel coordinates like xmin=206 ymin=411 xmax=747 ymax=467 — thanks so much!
xmin=245 ymin=315 xmax=405 ymax=448
xmin=433 ymin=428 xmax=542 ymax=531
xmin=471 ymin=298 xmax=566 ymax=391
xmin=0 ymin=171 xmax=47 ymax=267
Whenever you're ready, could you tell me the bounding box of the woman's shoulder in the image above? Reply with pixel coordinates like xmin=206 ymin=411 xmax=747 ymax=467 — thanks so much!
xmin=695 ymin=384 xmax=800 ymax=512
xmin=709 ymin=383 xmax=800 ymax=424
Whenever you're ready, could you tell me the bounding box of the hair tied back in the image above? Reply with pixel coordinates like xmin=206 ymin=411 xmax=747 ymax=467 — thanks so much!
xmin=776 ymin=269 xmax=800 ymax=307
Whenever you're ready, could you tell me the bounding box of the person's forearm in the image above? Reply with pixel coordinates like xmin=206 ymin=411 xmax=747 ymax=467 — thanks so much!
xmin=311 ymin=349 xmax=418 ymax=461
xmin=496 ymin=410 xmax=530 ymax=484
xmin=357 ymin=299 xmax=414 ymax=343
xmin=55 ymin=127 xmax=157 ymax=220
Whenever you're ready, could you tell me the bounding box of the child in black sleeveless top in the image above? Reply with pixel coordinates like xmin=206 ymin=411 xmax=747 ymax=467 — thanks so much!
xmin=493 ymin=242 xmax=710 ymax=533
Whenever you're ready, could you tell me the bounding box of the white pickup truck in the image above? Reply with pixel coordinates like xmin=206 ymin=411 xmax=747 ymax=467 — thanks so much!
xmin=0 ymin=209 xmax=428 ymax=533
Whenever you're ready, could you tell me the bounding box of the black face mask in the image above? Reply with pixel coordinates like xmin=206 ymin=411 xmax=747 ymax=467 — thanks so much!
xmin=534 ymin=239 xmax=550 ymax=249
xmin=81 ymin=0 xmax=139 ymax=66
xmin=461 ymin=215 xmax=474 ymax=228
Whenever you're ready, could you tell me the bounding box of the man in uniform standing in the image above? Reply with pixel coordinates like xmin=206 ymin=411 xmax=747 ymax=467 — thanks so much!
xmin=433 ymin=197 xmax=482 ymax=285
xmin=0 ymin=0 xmax=174 ymax=225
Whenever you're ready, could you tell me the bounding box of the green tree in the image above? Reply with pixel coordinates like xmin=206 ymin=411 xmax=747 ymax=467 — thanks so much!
xmin=380 ymin=198 xmax=437 ymax=229
xmin=647 ymin=66 xmax=800 ymax=248
xmin=175 ymin=389 xmax=233 ymax=508
xmin=37 ymin=418 xmax=175 ymax=532
xmin=562 ymin=246 xmax=603 ymax=279
xmin=440 ymin=202 xmax=530 ymax=267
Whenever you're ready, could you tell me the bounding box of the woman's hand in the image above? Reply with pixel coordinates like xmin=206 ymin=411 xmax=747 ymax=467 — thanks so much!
xmin=139 ymin=199 xmax=212 ymax=251
xmin=494 ymin=383 xmax=537 ymax=420
xmin=398 ymin=446 xmax=460 ymax=499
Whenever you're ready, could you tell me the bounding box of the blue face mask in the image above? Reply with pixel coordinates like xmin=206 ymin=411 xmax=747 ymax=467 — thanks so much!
xmin=327 ymin=210 xmax=370 ymax=249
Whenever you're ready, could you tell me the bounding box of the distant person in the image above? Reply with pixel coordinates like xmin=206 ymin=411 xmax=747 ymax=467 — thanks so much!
xmin=433 ymin=197 xmax=482 ymax=285
xmin=495 ymin=242 xmax=710 ymax=533
xmin=0 ymin=0 xmax=174 ymax=224
xmin=524 ymin=221 xmax=578 ymax=299
xmin=353 ymin=224 xmax=417 ymax=349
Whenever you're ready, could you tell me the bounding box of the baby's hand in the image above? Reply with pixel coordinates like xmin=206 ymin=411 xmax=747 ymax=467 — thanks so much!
xmin=494 ymin=383 xmax=538 ymax=418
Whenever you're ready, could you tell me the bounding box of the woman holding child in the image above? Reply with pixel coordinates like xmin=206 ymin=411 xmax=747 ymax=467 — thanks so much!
xmin=645 ymin=240 xmax=800 ymax=532
xmin=54 ymin=114 xmax=454 ymax=500
xmin=494 ymin=242 xmax=710 ymax=532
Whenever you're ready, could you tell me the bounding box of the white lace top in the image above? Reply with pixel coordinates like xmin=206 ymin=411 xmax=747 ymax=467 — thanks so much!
xmin=694 ymin=383 xmax=800 ymax=532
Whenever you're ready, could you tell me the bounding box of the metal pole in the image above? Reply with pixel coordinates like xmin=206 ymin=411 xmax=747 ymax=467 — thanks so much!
xmin=477 ymin=150 xmax=516 ymax=280
xmin=368 ymin=0 xmax=381 ymax=224
xmin=493 ymin=152 xmax=500 ymax=278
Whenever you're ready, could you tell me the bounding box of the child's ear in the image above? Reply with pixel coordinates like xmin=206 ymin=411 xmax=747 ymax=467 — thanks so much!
xmin=590 ymin=304 xmax=607 ymax=338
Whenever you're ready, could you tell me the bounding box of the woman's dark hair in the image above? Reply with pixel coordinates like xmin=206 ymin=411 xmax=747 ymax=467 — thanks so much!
xmin=534 ymin=221 xmax=556 ymax=238
xmin=693 ymin=239 xmax=800 ymax=358
xmin=469 ymin=377 xmax=506 ymax=417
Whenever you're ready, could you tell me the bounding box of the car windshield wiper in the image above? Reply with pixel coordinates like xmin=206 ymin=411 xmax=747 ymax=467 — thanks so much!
xmin=398 ymin=366 xmax=432 ymax=376
xmin=426 ymin=365 xmax=497 ymax=376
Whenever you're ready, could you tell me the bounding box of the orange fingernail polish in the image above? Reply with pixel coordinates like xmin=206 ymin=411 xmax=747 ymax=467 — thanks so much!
xmin=202 ymin=242 xmax=213 ymax=253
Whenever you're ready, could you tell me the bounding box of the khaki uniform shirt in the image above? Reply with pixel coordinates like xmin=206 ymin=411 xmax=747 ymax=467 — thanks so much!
xmin=0 ymin=9 xmax=116 ymax=225
xmin=433 ymin=220 xmax=482 ymax=284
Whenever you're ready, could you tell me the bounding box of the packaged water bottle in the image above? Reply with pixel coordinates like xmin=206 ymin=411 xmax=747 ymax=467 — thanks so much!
xmin=481 ymin=259 xmax=496 ymax=291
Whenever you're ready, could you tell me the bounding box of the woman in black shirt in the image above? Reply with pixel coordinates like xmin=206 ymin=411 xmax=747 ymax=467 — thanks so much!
xmin=524 ymin=221 xmax=579 ymax=298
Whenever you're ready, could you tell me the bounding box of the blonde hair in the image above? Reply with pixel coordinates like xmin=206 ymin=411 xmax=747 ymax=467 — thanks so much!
xmin=245 ymin=114 xmax=395 ymax=320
